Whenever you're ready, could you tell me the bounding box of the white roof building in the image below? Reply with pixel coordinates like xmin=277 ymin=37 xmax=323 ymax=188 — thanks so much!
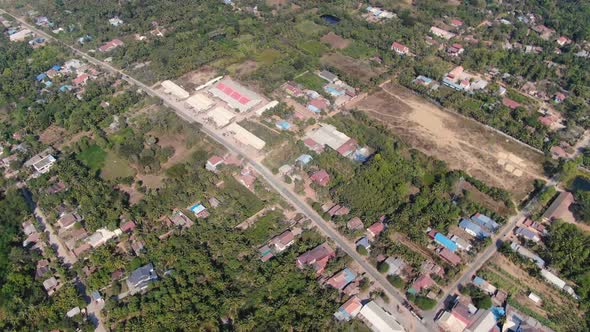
xmin=540 ymin=269 xmax=566 ymax=289
xmin=87 ymin=228 xmax=117 ymax=248
xmin=528 ymin=292 xmax=541 ymax=304
xmin=10 ymin=29 xmax=33 ymax=42
xmin=24 ymin=148 xmax=56 ymax=174
xmin=209 ymin=79 xmax=262 ymax=113
xmin=465 ymin=309 xmax=496 ymax=332
xmin=226 ymin=123 xmax=266 ymax=150
xmin=185 ymin=93 xmax=214 ymax=112
xmin=161 ymin=80 xmax=189 ymax=99
xmin=306 ymin=123 xmax=351 ymax=151
xmin=205 ymin=106 xmax=235 ymax=128
xmin=359 ymin=301 xmax=404 ymax=332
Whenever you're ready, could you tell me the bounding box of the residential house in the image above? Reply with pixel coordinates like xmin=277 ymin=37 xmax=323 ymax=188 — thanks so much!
xmin=206 ymin=155 xmax=224 ymax=172
xmin=430 ymin=26 xmax=456 ymax=40
xmin=464 ymin=309 xmax=497 ymax=332
xmin=356 ymin=237 xmax=370 ymax=251
xmin=359 ymin=301 xmax=404 ymax=332
xmin=421 ymin=260 xmax=444 ymax=278
xmin=492 ymin=290 xmax=507 ymax=306
xmin=36 ymin=259 xmax=50 ymax=279
xmin=57 ymin=212 xmax=82 ymax=230
xmin=523 ymin=218 xmax=546 ymax=234
xmin=502 ymin=97 xmax=522 ymax=110
xmin=87 ymin=228 xmax=117 ymax=248
xmin=170 ymin=210 xmax=194 ymax=228
xmin=98 ymin=38 xmax=124 ymax=52
xmin=22 ymin=221 xmax=37 ymax=236
xmin=126 ymin=263 xmax=158 ymax=295
xmin=120 ymin=220 xmax=136 ymax=233
xmin=413 ymin=75 xmax=434 ymax=87
xmin=554 ymin=92 xmax=566 ymax=103
xmin=278 ymin=164 xmax=293 ymax=176
xmin=447 ymin=43 xmax=464 ymax=56
xmin=510 ymin=242 xmax=545 ymax=268
xmin=319 ymin=70 xmax=338 ymax=83
xmin=515 ymin=226 xmax=540 ymax=242
xmin=434 ymin=233 xmax=458 ymax=252
xmin=189 ymin=202 xmax=209 ymax=218
xmin=208 ymin=197 xmax=220 ymax=208
xmin=470 ymin=213 xmax=499 ymax=232
xmin=327 ymin=268 xmax=357 ymax=290
xmin=556 ymin=36 xmax=571 ymax=47
xmin=43 ymin=276 xmax=59 ymax=295
xmin=437 ymin=301 xmax=477 ymax=332
xmin=450 ymin=234 xmax=472 ymax=251
xmin=409 ymin=274 xmax=435 ymax=294
xmin=504 ymin=304 xmax=553 ymax=332
xmin=528 ymin=292 xmax=542 ymax=305
xmin=295 ymin=154 xmax=313 ymax=165
xmin=541 ymin=191 xmax=575 ymax=223
xmin=347 ymin=217 xmax=364 ymax=230
xmin=73 ymin=73 xmax=89 ymax=86
xmin=391 ymin=41 xmax=410 ymax=55
xmin=24 ymin=149 xmax=56 ymax=174
xmin=109 ymin=17 xmax=124 ymax=26
xmin=459 ymin=218 xmax=490 ymax=238
xmin=472 ymin=276 xmax=497 ymax=295
xmin=269 ymin=230 xmax=295 ymax=252
xmin=9 ymin=29 xmax=33 ymax=42
xmin=366 ymin=221 xmax=385 ymax=241
xmin=438 ymin=247 xmax=461 ymax=266
xmin=303 ymin=138 xmax=324 ymax=153
xmin=385 ymin=257 xmax=408 ymax=277
xmin=296 ymin=243 xmax=335 ymax=275
xmin=259 ymin=245 xmax=274 ymax=262
xmin=239 ymin=167 xmax=257 ymax=191
xmin=334 ymin=296 xmax=363 ymax=322
xmin=310 ymin=169 xmax=330 ymax=186
xmin=450 ymin=19 xmax=463 ymax=27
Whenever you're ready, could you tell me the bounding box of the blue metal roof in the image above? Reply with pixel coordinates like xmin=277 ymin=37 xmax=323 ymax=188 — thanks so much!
xmin=36 ymin=73 xmax=47 ymax=81
xmin=471 ymin=213 xmax=499 ymax=231
xmin=276 ymin=121 xmax=290 ymax=130
xmin=189 ymin=203 xmax=206 ymax=214
xmin=473 ymin=276 xmax=485 ymax=285
xmin=434 ymin=233 xmax=458 ymax=252
xmin=51 ymin=65 xmax=61 ymax=71
xmin=459 ymin=218 xmax=490 ymax=238
xmin=356 ymin=237 xmax=370 ymax=248
xmin=296 ymin=154 xmax=313 ymax=165
xmin=307 ymin=104 xmax=321 ymax=113
xmin=342 ymin=268 xmax=357 ymax=283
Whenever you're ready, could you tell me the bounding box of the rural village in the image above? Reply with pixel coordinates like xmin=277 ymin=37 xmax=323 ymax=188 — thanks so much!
xmin=0 ymin=1 xmax=589 ymax=332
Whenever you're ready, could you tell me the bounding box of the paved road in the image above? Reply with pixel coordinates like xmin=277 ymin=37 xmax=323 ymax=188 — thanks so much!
xmin=3 ymin=10 xmax=429 ymax=331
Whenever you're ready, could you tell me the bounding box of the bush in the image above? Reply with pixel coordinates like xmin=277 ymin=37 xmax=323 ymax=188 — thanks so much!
xmin=378 ymin=262 xmax=390 ymax=273
xmin=414 ymin=296 xmax=436 ymax=310
xmin=387 ymin=275 xmax=404 ymax=289
xmin=357 ymin=245 xmax=368 ymax=256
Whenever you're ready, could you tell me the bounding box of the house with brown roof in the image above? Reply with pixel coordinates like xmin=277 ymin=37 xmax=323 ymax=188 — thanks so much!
xmin=366 ymin=221 xmax=385 ymax=240
xmin=438 ymin=247 xmax=461 ymax=266
xmin=310 ymin=169 xmax=330 ymax=187
xmin=334 ymin=296 xmax=363 ymax=321
xmin=347 ymin=217 xmax=364 ymax=230
xmin=391 ymin=41 xmax=410 ymax=55
xmin=502 ymin=97 xmax=522 ymax=110
xmin=57 ymin=212 xmax=82 ymax=230
xmin=296 ymin=243 xmax=335 ymax=275
xmin=542 ymin=191 xmax=576 ymax=223
xmin=269 ymin=230 xmax=295 ymax=252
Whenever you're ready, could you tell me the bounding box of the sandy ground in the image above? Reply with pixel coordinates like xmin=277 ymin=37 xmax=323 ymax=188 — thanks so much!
xmin=349 ymin=83 xmax=547 ymax=201
xmin=39 ymin=125 xmax=67 ymax=145
xmin=321 ymin=32 xmax=351 ymax=49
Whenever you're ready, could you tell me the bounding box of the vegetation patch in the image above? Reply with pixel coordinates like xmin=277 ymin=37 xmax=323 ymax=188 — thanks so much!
xmin=77 ymin=144 xmax=107 ymax=171
xmin=101 ymin=150 xmax=135 ymax=181
xmin=299 ymin=40 xmax=328 ymax=57
xmin=294 ymin=72 xmax=326 ymax=91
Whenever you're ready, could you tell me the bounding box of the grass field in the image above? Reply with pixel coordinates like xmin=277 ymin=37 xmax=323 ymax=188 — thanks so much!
xmin=101 ymin=150 xmax=135 ymax=180
xmin=294 ymin=72 xmax=326 ymax=91
xmin=256 ymin=49 xmax=282 ymax=65
xmin=341 ymin=40 xmax=375 ymax=59
xmin=299 ymin=40 xmax=328 ymax=57
xmin=295 ymin=20 xmax=325 ymax=36
xmin=77 ymin=144 xmax=107 ymax=171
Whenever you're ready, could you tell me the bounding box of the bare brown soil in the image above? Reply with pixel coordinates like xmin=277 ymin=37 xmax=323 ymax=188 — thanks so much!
xmin=176 ymin=65 xmax=218 ymax=91
xmin=349 ymin=83 xmax=547 ymax=201
xmin=39 ymin=125 xmax=67 ymax=145
xmin=321 ymin=32 xmax=351 ymax=49
xmin=320 ymin=53 xmax=385 ymax=83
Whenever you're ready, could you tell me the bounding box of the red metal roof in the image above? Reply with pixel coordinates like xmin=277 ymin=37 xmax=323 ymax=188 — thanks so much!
xmin=310 ymin=169 xmax=330 ymax=186
xmin=216 ymin=82 xmax=251 ymax=105
xmin=367 ymin=222 xmax=385 ymax=236
xmin=502 ymin=97 xmax=521 ymax=110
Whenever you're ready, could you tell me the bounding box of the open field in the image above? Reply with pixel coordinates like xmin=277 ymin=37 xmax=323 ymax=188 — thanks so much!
xmin=321 ymin=53 xmax=385 ymax=83
xmin=349 ymin=83 xmax=547 ymax=201
xmin=101 ymin=150 xmax=135 ymax=181
xmin=77 ymin=144 xmax=107 ymax=171
xmin=321 ymin=32 xmax=351 ymax=49
xmin=295 ymin=20 xmax=326 ymax=36
xmin=39 ymin=125 xmax=66 ymax=145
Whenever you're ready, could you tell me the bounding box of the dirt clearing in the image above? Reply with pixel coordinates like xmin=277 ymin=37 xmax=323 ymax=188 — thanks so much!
xmin=176 ymin=66 xmax=218 ymax=91
xmin=321 ymin=53 xmax=385 ymax=83
xmin=39 ymin=125 xmax=66 ymax=145
xmin=349 ymin=83 xmax=546 ymax=201
xmin=321 ymin=32 xmax=351 ymax=49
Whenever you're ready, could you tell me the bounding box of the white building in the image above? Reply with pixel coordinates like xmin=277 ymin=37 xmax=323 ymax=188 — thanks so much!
xmin=9 ymin=29 xmax=33 ymax=42
xmin=226 ymin=123 xmax=266 ymax=150
xmin=359 ymin=301 xmax=404 ymax=332
xmin=24 ymin=148 xmax=56 ymax=174
xmin=185 ymin=93 xmax=214 ymax=112
xmin=161 ymin=80 xmax=189 ymax=99
xmin=205 ymin=106 xmax=235 ymax=128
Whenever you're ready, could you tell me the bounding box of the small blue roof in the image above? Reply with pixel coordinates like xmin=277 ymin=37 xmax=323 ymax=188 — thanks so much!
xmin=276 ymin=120 xmax=290 ymax=130
xmin=59 ymin=85 xmax=73 ymax=92
xmin=434 ymin=233 xmax=458 ymax=252
xmin=473 ymin=276 xmax=485 ymax=286
xmin=342 ymin=268 xmax=357 ymax=283
xmin=51 ymin=65 xmax=61 ymax=71
xmin=416 ymin=75 xmax=433 ymax=84
xmin=189 ymin=203 xmax=206 ymax=214
xmin=36 ymin=73 xmax=47 ymax=81
xmin=356 ymin=237 xmax=370 ymax=248
xmin=307 ymin=104 xmax=321 ymax=113
xmin=44 ymin=81 xmax=53 ymax=87
xmin=296 ymin=154 xmax=313 ymax=165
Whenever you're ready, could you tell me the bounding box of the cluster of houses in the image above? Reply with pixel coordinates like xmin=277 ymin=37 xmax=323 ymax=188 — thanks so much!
xmin=363 ymin=6 xmax=396 ymax=23
xmin=304 ymin=123 xmax=371 ymax=162
xmin=34 ymin=58 xmax=101 ymax=99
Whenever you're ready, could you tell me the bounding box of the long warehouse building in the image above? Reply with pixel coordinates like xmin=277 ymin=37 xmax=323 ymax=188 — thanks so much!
xmin=226 ymin=123 xmax=266 ymax=150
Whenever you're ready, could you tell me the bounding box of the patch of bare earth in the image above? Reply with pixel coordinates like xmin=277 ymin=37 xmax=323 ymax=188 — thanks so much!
xmin=176 ymin=66 xmax=218 ymax=91
xmin=57 ymin=131 xmax=93 ymax=151
xmin=117 ymin=184 xmax=144 ymax=205
xmin=39 ymin=125 xmax=67 ymax=145
xmin=157 ymin=134 xmax=196 ymax=169
xmin=349 ymin=83 xmax=547 ymax=202
xmin=320 ymin=32 xmax=351 ymax=49
xmin=320 ymin=53 xmax=385 ymax=83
